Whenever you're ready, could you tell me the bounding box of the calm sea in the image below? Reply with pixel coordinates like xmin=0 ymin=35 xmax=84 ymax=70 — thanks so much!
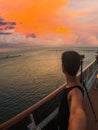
xmin=0 ymin=46 xmax=98 ymax=123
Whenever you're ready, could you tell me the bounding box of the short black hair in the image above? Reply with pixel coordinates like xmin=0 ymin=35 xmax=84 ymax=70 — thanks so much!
xmin=61 ymin=51 xmax=80 ymax=76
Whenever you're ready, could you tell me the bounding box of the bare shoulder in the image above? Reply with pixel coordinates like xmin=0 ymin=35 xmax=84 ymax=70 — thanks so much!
xmin=68 ymin=87 xmax=84 ymax=100
xmin=67 ymin=87 xmax=84 ymax=111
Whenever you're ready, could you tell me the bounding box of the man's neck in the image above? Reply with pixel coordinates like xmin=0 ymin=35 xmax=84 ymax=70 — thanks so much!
xmin=66 ymin=75 xmax=80 ymax=88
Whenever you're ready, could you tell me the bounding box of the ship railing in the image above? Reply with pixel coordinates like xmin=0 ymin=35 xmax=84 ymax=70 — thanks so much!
xmin=0 ymin=60 xmax=97 ymax=130
xmin=78 ymin=60 xmax=97 ymax=91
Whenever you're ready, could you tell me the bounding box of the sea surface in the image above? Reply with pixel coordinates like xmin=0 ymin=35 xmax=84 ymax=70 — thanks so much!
xmin=0 ymin=46 xmax=98 ymax=123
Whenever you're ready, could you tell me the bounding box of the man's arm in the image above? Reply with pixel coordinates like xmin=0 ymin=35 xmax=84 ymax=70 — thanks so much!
xmin=68 ymin=88 xmax=87 ymax=130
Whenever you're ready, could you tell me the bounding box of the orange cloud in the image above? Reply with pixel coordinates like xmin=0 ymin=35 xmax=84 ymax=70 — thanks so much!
xmin=0 ymin=0 xmax=68 ymax=37
xmin=0 ymin=0 xmax=98 ymax=47
xmin=87 ymin=36 xmax=98 ymax=46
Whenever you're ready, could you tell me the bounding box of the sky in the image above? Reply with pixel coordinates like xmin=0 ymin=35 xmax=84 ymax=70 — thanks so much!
xmin=0 ymin=0 xmax=98 ymax=48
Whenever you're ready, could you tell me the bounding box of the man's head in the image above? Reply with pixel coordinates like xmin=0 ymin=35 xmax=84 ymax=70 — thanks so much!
xmin=61 ymin=51 xmax=80 ymax=76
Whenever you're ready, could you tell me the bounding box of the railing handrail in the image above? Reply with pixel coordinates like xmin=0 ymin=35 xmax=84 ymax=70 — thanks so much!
xmin=82 ymin=60 xmax=96 ymax=72
xmin=0 ymin=60 xmax=96 ymax=130
xmin=0 ymin=83 xmax=66 ymax=129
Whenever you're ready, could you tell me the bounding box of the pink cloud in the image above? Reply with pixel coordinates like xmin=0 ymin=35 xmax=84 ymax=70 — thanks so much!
xmin=0 ymin=0 xmax=98 ymax=47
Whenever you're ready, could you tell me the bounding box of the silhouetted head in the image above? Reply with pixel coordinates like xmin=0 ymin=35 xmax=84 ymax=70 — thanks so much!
xmin=61 ymin=51 xmax=80 ymax=76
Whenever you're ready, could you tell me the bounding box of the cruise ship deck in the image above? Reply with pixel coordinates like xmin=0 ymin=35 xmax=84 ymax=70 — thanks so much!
xmin=84 ymin=78 xmax=98 ymax=130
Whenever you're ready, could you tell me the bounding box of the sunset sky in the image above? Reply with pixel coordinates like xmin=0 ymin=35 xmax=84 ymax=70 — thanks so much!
xmin=0 ymin=0 xmax=98 ymax=47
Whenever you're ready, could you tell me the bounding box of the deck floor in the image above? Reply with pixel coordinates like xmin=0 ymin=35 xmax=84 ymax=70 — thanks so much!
xmin=84 ymin=79 xmax=98 ymax=130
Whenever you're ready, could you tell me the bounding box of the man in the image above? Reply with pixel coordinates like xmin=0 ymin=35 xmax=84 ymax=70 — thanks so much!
xmin=58 ymin=51 xmax=87 ymax=130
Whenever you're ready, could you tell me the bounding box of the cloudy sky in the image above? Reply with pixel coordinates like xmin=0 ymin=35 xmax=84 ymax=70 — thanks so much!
xmin=0 ymin=0 xmax=98 ymax=48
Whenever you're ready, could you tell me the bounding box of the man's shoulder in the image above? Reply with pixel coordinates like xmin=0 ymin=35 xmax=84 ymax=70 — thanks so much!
xmin=67 ymin=86 xmax=84 ymax=101
xmin=67 ymin=86 xmax=84 ymax=96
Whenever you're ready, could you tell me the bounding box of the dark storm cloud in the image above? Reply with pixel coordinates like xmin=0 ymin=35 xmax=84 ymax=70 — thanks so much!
xmin=0 ymin=21 xmax=16 ymax=26
xmin=10 ymin=22 xmax=16 ymax=25
xmin=0 ymin=17 xmax=4 ymax=21
xmin=0 ymin=32 xmax=12 ymax=35
xmin=5 ymin=26 xmax=15 ymax=30
xmin=0 ymin=17 xmax=17 ymax=35
xmin=26 ymin=33 xmax=36 ymax=38
xmin=0 ymin=22 xmax=7 ymax=26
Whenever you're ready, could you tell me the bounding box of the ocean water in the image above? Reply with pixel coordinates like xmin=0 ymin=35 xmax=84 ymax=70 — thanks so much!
xmin=0 ymin=46 xmax=98 ymax=123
